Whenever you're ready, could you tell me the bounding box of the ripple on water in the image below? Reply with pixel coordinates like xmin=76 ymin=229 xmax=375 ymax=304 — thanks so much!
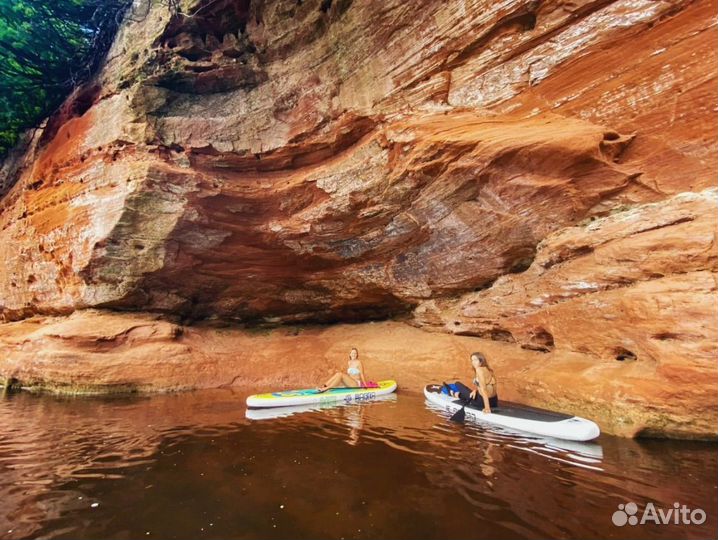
xmin=0 ymin=390 xmax=715 ymax=540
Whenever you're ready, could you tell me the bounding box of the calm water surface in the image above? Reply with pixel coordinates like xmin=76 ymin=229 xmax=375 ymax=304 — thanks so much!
xmin=0 ymin=389 xmax=715 ymax=540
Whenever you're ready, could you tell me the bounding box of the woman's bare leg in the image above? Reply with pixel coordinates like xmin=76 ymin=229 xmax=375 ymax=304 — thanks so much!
xmin=340 ymin=374 xmax=360 ymax=387
xmin=317 ymin=372 xmax=343 ymax=392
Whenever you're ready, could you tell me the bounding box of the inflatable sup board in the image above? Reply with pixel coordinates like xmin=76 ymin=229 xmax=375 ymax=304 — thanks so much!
xmin=246 ymin=394 xmax=398 ymax=420
xmin=424 ymin=384 xmax=600 ymax=441
xmin=247 ymin=380 xmax=397 ymax=409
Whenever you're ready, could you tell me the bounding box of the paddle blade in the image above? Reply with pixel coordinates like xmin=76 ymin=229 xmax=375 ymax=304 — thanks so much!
xmin=450 ymin=405 xmax=466 ymax=423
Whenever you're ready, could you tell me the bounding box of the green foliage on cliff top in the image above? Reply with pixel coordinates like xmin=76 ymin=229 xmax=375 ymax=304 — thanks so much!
xmin=0 ymin=0 xmax=131 ymax=158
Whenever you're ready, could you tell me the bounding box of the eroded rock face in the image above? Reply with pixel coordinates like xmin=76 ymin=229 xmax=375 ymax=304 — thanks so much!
xmin=0 ymin=0 xmax=716 ymax=437
xmin=2 ymin=310 xmax=715 ymax=438
xmin=2 ymin=0 xmax=715 ymax=324
xmin=414 ymin=189 xmax=718 ymax=437
xmin=415 ymin=189 xmax=718 ymax=350
xmin=0 ymin=110 xmax=648 ymax=322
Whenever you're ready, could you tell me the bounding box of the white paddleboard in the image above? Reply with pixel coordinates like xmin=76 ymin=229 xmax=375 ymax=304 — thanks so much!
xmin=424 ymin=384 xmax=600 ymax=441
xmin=246 ymin=380 xmax=397 ymax=409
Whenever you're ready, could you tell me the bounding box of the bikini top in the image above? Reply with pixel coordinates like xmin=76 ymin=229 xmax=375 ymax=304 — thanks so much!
xmin=473 ymin=368 xmax=496 ymax=388
xmin=348 ymin=366 xmax=361 ymax=377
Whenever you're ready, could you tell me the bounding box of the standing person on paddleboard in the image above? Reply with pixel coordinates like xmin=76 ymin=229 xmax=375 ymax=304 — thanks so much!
xmin=443 ymin=352 xmax=498 ymax=413
xmin=316 ymin=347 xmax=368 ymax=393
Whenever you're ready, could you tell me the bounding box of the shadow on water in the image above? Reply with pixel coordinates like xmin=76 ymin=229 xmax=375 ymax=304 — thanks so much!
xmin=0 ymin=389 xmax=715 ymax=540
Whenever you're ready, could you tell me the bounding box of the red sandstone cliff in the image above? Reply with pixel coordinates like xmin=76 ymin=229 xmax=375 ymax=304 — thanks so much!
xmin=0 ymin=0 xmax=716 ymax=438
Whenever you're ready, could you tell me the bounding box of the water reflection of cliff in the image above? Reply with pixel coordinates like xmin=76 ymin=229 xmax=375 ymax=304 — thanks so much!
xmin=1 ymin=390 xmax=715 ymax=540
xmin=0 ymin=389 xmax=245 ymax=539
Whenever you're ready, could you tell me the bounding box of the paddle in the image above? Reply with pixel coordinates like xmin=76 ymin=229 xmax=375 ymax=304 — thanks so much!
xmin=315 ymin=386 xmax=361 ymax=393
xmin=315 ymin=383 xmax=380 ymax=394
xmin=443 ymin=382 xmax=473 ymax=423
xmin=450 ymin=397 xmax=470 ymax=423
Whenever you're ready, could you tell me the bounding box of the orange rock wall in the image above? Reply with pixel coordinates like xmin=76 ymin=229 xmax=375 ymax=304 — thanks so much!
xmin=0 ymin=0 xmax=716 ymax=438
xmin=1 ymin=310 xmax=714 ymax=438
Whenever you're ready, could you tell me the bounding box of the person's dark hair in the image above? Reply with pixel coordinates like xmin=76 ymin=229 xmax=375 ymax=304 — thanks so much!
xmin=350 ymin=347 xmax=359 ymax=357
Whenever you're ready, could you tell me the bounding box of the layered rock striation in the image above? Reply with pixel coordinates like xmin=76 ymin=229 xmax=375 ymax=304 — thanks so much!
xmin=0 ymin=0 xmax=716 ymax=438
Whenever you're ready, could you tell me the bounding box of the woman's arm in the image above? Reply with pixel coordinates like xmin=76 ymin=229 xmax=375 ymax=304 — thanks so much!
xmin=472 ymin=370 xmax=492 ymax=413
xmin=358 ymin=361 xmax=367 ymax=386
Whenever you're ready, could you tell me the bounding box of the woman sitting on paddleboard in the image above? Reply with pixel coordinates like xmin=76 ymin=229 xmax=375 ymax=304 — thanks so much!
xmin=316 ymin=347 xmax=366 ymax=393
xmin=443 ymin=352 xmax=498 ymax=413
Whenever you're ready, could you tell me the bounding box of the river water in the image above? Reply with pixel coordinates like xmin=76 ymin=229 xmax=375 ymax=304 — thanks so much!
xmin=0 ymin=389 xmax=715 ymax=540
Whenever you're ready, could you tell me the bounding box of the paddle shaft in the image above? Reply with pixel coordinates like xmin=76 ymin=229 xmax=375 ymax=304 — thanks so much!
xmin=316 ymin=385 xmax=378 ymax=392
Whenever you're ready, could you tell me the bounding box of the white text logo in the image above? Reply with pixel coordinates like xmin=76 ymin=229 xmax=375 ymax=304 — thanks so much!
xmin=612 ymin=502 xmax=706 ymax=526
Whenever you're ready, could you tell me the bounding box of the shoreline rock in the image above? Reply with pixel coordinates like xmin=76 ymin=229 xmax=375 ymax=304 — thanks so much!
xmin=1 ymin=309 xmax=715 ymax=440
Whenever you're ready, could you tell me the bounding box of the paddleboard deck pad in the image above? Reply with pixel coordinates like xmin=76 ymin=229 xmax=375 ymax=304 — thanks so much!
xmin=424 ymin=384 xmax=600 ymax=441
xmin=247 ymin=380 xmax=397 ymax=409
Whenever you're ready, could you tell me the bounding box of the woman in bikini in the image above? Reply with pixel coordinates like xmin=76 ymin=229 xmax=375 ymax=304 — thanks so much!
xmin=316 ymin=347 xmax=367 ymax=393
xmin=445 ymin=352 xmax=498 ymax=413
